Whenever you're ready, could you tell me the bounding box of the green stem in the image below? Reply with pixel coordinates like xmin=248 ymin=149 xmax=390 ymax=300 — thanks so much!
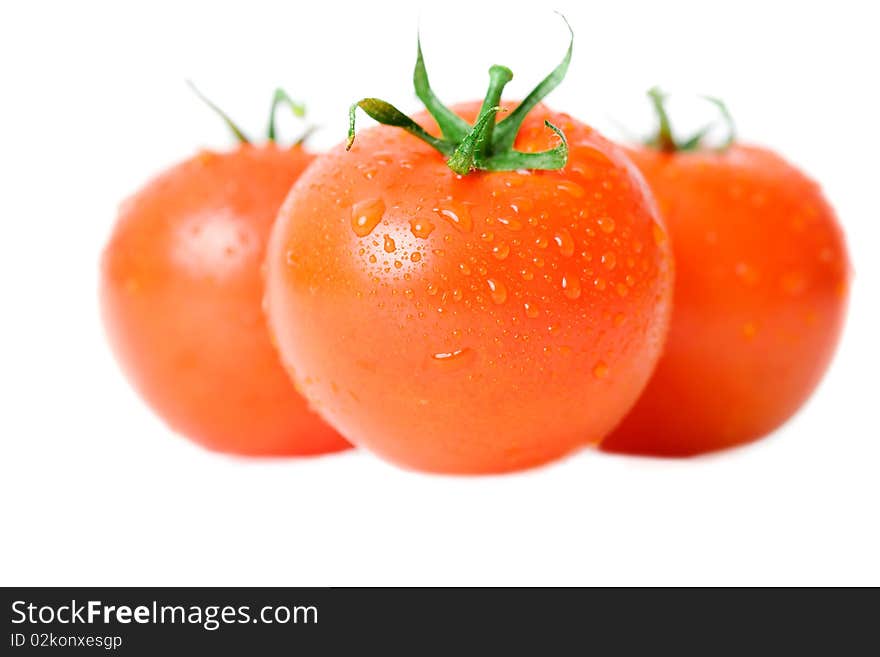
xmin=346 ymin=15 xmax=573 ymax=175
xmin=475 ymin=66 xmax=513 ymax=160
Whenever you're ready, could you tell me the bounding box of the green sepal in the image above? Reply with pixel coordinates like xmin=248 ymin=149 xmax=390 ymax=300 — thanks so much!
xmin=414 ymin=37 xmax=471 ymax=142
xmin=492 ymin=14 xmax=573 ymax=153
xmin=677 ymin=122 xmax=714 ymax=151
xmin=646 ymin=86 xmax=675 ymax=152
xmin=645 ymin=87 xmax=737 ymax=153
xmin=187 ymin=80 xmax=250 ymax=144
xmin=267 ymin=88 xmax=306 ymax=142
xmin=702 ymin=95 xmax=736 ymax=150
xmin=479 ymin=120 xmax=568 ymax=171
xmin=348 ymin=98 xmax=454 ymax=154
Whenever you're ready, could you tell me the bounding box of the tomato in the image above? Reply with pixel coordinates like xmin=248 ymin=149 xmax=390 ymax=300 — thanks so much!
xmin=602 ymin=91 xmax=850 ymax=456
xmin=101 ymin=91 xmax=349 ymax=456
xmin=264 ymin=39 xmax=673 ymax=473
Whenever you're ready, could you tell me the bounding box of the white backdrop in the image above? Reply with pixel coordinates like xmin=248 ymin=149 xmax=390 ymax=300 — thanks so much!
xmin=1 ymin=0 xmax=878 ymax=585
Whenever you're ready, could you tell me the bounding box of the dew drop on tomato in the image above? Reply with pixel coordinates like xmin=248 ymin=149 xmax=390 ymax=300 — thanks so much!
xmin=351 ymin=198 xmax=385 ymax=237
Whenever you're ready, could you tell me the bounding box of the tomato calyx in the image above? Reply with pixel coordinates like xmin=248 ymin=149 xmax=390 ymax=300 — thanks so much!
xmin=346 ymin=16 xmax=574 ymax=175
xmin=186 ymin=80 xmax=314 ymax=145
xmin=645 ymin=86 xmax=736 ymax=153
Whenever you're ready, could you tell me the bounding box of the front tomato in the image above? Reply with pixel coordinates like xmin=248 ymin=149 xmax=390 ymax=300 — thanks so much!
xmin=265 ymin=35 xmax=673 ymax=473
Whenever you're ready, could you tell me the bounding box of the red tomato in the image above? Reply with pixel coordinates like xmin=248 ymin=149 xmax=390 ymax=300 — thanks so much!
xmin=101 ymin=143 xmax=350 ymax=455
xmin=602 ymin=124 xmax=850 ymax=456
xmin=264 ymin=100 xmax=673 ymax=473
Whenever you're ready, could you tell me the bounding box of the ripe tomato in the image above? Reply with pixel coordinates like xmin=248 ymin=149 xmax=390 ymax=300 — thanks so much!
xmin=264 ymin=41 xmax=673 ymax=473
xmin=101 ymin=92 xmax=349 ymax=456
xmin=602 ymin=92 xmax=850 ymax=456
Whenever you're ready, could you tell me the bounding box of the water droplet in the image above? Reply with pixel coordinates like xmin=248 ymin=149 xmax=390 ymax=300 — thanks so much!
xmin=452 ymin=288 xmax=463 ymax=302
xmin=553 ymin=228 xmax=575 ymax=257
xmin=601 ymin=252 xmax=616 ymax=271
xmin=409 ymin=218 xmax=435 ymax=239
xmin=410 ymin=252 xmax=422 ymax=263
xmin=497 ymin=216 xmax=523 ymax=231
xmin=285 ymin=249 xmax=300 ymax=266
xmin=561 ymin=273 xmax=582 ymax=300
xmin=486 ymin=278 xmax=508 ymax=305
xmin=368 ymin=254 xmax=377 ymax=264
xmin=459 ymin=262 xmax=472 ymax=276
xmin=523 ymin=302 xmax=539 ymax=318
xmin=393 ymin=260 xmax=403 ymax=269
xmin=434 ymin=203 xmax=473 ymax=232
xmin=403 ymin=288 xmax=414 ymax=300
xmin=427 ymin=282 xmax=439 ymax=295
xmin=597 ymin=216 xmax=615 ymax=234
xmin=535 ymin=235 xmax=549 ymax=249
xmin=625 ymin=274 xmax=636 ymax=287
xmin=510 ymin=197 xmax=534 ymax=213
xmin=521 ymin=268 xmax=534 ymax=281
xmin=481 ymin=231 xmax=494 ymax=242
xmin=557 ymin=180 xmax=585 ymax=198
xmin=351 ymin=198 xmax=385 ymax=237
xmin=430 ymin=347 xmax=475 ymax=369
xmin=592 ymin=360 xmax=609 ymax=379
xmin=383 ymin=234 xmax=396 ymax=253
xmin=492 ymin=242 xmax=510 ymax=260
xmin=374 ymin=151 xmax=393 ymax=166
xmin=594 ymin=277 xmax=606 ymax=291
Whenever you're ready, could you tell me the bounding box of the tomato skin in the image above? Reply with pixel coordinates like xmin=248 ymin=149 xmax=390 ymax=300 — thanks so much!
xmin=265 ymin=103 xmax=673 ymax=473
xmin=602 ymin=145 xmax=851 ymax=456
xmin=101 ymin=144 xmax=350 ymax=456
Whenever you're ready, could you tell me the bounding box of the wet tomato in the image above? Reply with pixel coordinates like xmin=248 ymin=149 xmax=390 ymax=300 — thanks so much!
xmin=602 ymin=91 xmax=850 ymax=456
xmin=265 ymin=40 xmax=673 ymax=473
xmin=101 ymin=94 xmax=349 ymax=455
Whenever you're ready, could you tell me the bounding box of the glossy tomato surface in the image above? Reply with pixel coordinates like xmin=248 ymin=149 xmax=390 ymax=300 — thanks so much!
xmin=265 ymin=103 xmax=673 ymax=473
xmin=101 ymin=144 xmax=350 ymax=455
xmin=603 ymin=145 xmax=850 ymax=456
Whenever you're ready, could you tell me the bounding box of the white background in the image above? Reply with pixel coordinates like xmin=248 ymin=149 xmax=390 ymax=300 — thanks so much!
xmin=1 ymin=0 xmax=878 ymax=586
